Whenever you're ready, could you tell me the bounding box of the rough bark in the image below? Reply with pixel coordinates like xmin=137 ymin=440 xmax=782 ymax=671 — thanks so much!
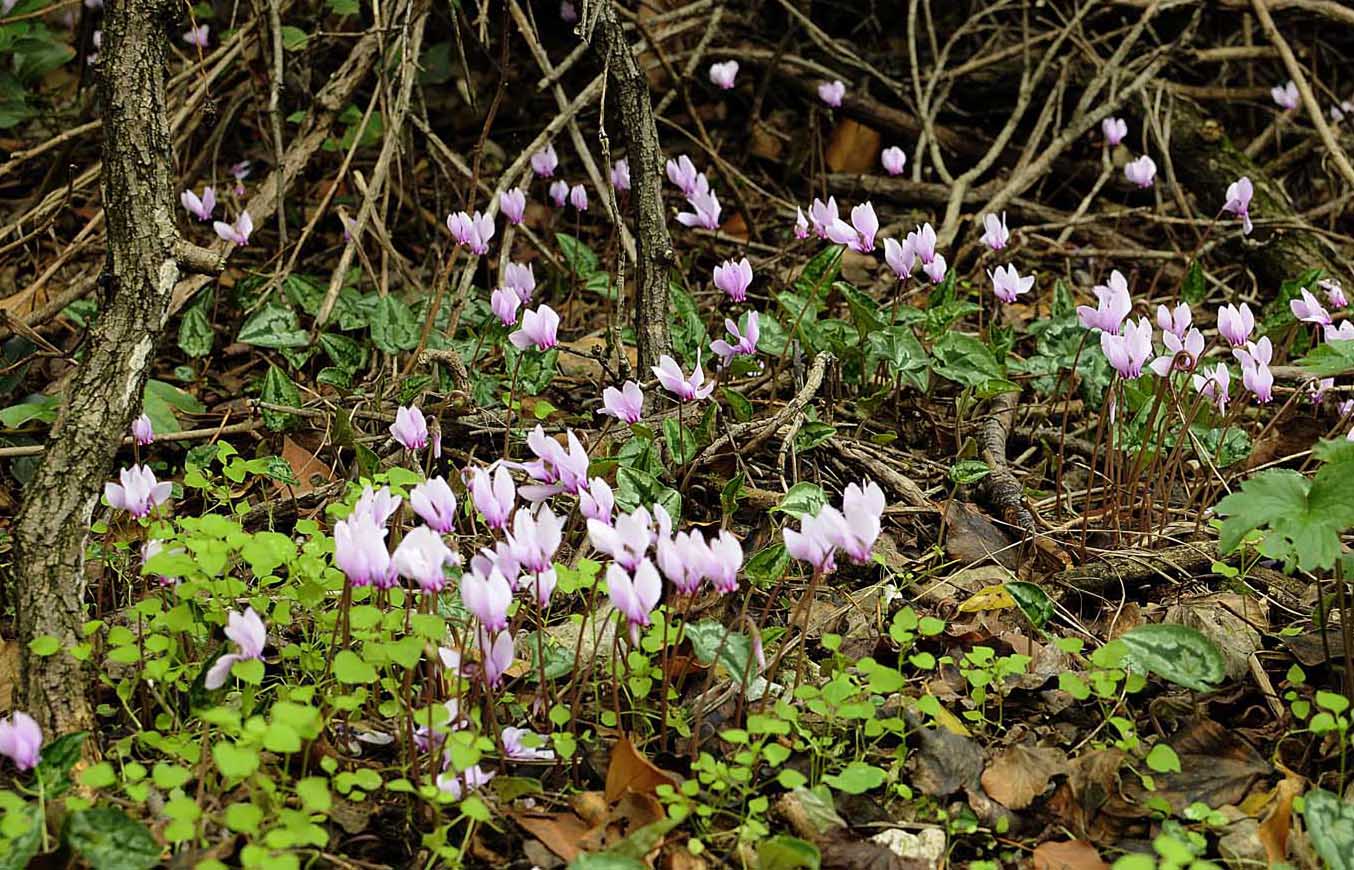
xmin=11 ymin=0 xmax=180 ymax=737
xmin=588 ymin=0 xmax=674 ymax=371
xmin=1169 ymin=97 xmax=1343 ymax=290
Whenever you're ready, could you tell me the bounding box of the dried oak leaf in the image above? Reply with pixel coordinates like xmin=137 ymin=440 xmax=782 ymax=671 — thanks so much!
xmin=1031 ymin=839 xmax=1110 ymax=870
xmin=981 ymin=744 xmax=1068 ymax=810
xmin=908 ymin=724 xmax=983 ymax=798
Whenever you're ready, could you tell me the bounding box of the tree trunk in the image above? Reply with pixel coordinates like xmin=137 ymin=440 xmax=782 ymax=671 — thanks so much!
xmin=589 ymin=0 xmax=674 ymax=371
xmin=12 ymin=0 xmax=179 ymax=737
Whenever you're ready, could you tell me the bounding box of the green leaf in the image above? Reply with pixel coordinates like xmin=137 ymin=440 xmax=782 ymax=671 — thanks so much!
xmin=369 ymin=295 xmax=420 ymax=354
xmin=0 ymin=803 xmax=43 ymax=870
xmin=35 ymin=732 xmax=86 ymax=797
xmin=931 ymin=333 xmax=1015 ymax=395
xmin=1303 ymin=788 xmax=1354 ymax=870
xmin=1119 ymin=624 xmax=1226 ymax=692
xmin=64 ymin=807 xmax=161 ymax=870
xmin=259 ymin=364 xmax=301 ymax=431
xmin=822 ymin=762 xmax=886 ymax=795
xmin=757 ymin=835 xmax=821 ymax=870
xmin=27 ymin=635 xmax=59 ymax=656
xmin=1145 ymin=743 xmax=1181 ymax=774
xmin=78 ymin=762 xmax=116 ymax=789
xmin=722 ymin=388 xmax=753 ymax=422
xmin=1214 ymin=467 xmax=1351 ymax=571
xmin=661 ymin=417 xmax=696 ymax=466
xmin=143 ymin=379 xmax=204 ymax=435
xmin=948 ymin=460 xmax=991 ymax=485
xmin=237 ymin=304 xmax=308 ymax=349
xmin=745 ymin=543 xmax=789 ymax=586
xmin=773 ymin=482 xmax=827 ymax=519
xmin=556 ymin=233 xmax=599 ymax=277
xmin=178 ymin=302 xmax=214 ymax=358
xmin=319 ymin=333 xmax=366 ymax=373
xmin=866 ymin=326 xmax=929 ymax=391
xmin=685 ymin=620 xmax=753 ymax=682
xmin=1006 ymin=581 xmax=1053 ymax=630
xmin=224 ymin=802 xmax=263 ymax=834
xmin=1181 ymin=260 xmax=1207 ymax=305
xmin=793 ymin=245 xmax=843 ymax=299
xmin=794 ymin=422 xmax=837 ymax=453
xmin=333 ymin=650 xmax=378 ymax=684
xmin=0 ymin=395 xmax=57 ymax=429
xmin=211 ymin=741 xmax=260 ymax=780
xmin=280 ymin=25 xmax=309 ymax=51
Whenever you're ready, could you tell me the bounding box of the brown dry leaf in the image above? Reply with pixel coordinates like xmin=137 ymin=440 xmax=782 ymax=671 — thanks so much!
xmin=1123 ymin=720 xmax=1271 ymax=813
xmin=1043 ymin=749 xmax=1133 ymax=843
xmin=580 ymin=792 xmax=667 ymax=853
xmin=570 ymin=790 xmax=611 ymax=826
xmin=1032 ymin=840 xmax=1110 ymax=870
xmin=825 ymin=118 xmax=882 ymax=173
xmin=1257 ymin=773 xmax=1305 ymax=863
xmin=605 ymin=733 xmax=680 ymax=802
xmin=719 ymin=212 xmax=749 ymax=240
xmin=943 ymin=502 xmax=1018 ymax=570
xmin=278 ymin=436 xmax=334 ymax=497
xmin=908 ymin=724 xmax=983 ymax=798
xmin=515 ymin=811 xmax=591 ymax=863
xmin=981 ymin=744 xmax=1068 ymax=810
xmin=664 ymin=846 xmax=708 ymax=870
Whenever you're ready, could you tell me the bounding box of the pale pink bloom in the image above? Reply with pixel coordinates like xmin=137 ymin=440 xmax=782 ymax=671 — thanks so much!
xmin=1100 ymin=316 xmax=1154 ymax=378
xmin=1217 ymin=302 xmax=1255 ymax=347
xmin=589 ymin=507 xmax=655 ymax=572
xmin=1156 ymin=302 xmax=1192 ymax=339
xmin=713 ymin=257 xmax=753 ymax=302
xmin=334 ymin=510 xmax=396 ymax=589
xmin=818 ymin=80 xmax=846 ymax=107
xmin=0 ymin=712 xmax=42 ymax=771
xmin=353 ymin=484 xmax=401 ymax=527
xmin=183 ymin=24 xmax=209 ymax=47
xmin=881 ymin=146 xmax=906 ymax=176
xmin=652 ymin=353 xmax=715 ymax=402
xmin=883 ymin=237 xmax=915 ymax=280
xmin=468 ymin=465 xmax=515 ymax=531
xmin=1272 ymin=80 xmax=1299 ymax=110
xmin=989 ymin=264 xmax=1033 ymax=303
xmin=437 ymin=763 xmax=496 ymax=799
xmin=808 ymin=197 xmax=841 ymax=239
xmin=1078 ymin=270 xmax=1132 ymax=334
xmin=213 ymin=211 xmax=253 ymax=246
xmin=980 ymin=212 xmax=1009 ymax=251
xmin=569 ymin=184 xmax=588 ymax=211
xmin=411 ymin=476 xmax=458 ymax=534
xmin=708 ymin=60 xmax=739 ymax=89
xmin=610 ymin=159 xmax=631 ymax=191
xmin=657 ymin=529 xmax=711 ymax=595
xmin=492 ymin=287 xmax=521 ymax=326
xmin=461 ymin=563 xmax=513 ymax=632
xmin=579 ymin=477 xmax=614 ymax=525
xmin=390 ymin=405 xmax=428 ymax=450
xmin=502 ymin=727 xmax=555 ymax=761
xmin=909 ymin=223 xmax=937 ymax=264
xmin=1102 ymin=117 xmax=1128 ymax=146
xmin=836 ymin=480 xmax=885 ymax=563
xmin=503 ymin=261 xmax=536 ymax=302
xmin=1291 ymin=288 xmax=1332 ymax=326
xmin=500 ymin=188 xmax=527 ymax=225
xmin=1326 ymin=321 xmax=1354 ymax=343
xmin=665 ymin=155 xmax=701 ymax=196
xmin=1223 ymin=176 xmax=1254 ymax=235
xmin=105 ymin=464 xmax=172 ymax=518
xmin=793 ymin=207 xmax=810 ymax=239
xmin=922 ymin=254 xmax=947 ymax=284
xmin=508 ymin=505 xmax=564 ymax=577
xmin=784 ymin=507 xmax=847 ymax=574
xmin=849 ymin=202 xmax=879 ymax=253
xmin=1233 ymin=337 xmax=1274 ymax=404
xmin=711 ymin=311 xmax=760 ymax=366
xmin=1124 ymin=155 xmax=1156 ymax=188
xmin=509 ymin=305 xmax=560 ymax=351
xmin=531 ymin=144 xmax=559 ymax=177
xmin=446 ymin=210 xmax=494 ymax=255
xmin=548 ymin=179 xmax=569 ymax=207
xmin=1308 ymin=377 xmax=1335 ymax=404
xmin=393 ymin=525 xmax=457 ymax=593
xmin=131 ymin=413 xmax=154 ymax=445
xmin=181 ymin=186 xmax=216 ymax=221
xmin=203 ymin=607 xmax=266 ymax=690
xmin=705 ymin=530 xmax=743 ymax=594
xmin=607 ymin=559 xmax=661 ymax=645
xmin=600 ymin=381 xmax=644 ymax=424
xmin=1193 ymin=362 xmax=1231 ymax=413
xmin=1148 ymin=327 xmax=1205 ymax=376
xmin=1321 ymin=278 xmax=1347 ymax=310
xmin=677 ymin=186 xmax=721 ymax=229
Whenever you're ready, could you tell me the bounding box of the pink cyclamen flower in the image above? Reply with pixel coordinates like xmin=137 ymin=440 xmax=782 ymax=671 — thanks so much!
xmin=1308 ymin=377 xmax=1335 ymax=404
xmin=784 ymin=508 xmax=846 ymax=574
xmin=909 ymin=223 xmax=938 ymax=264
xmin=334 ymin=510 xmax=395 ymax=589
xmin=509 ymin=305 xmax=560 ymax=351
xmin=503 ymin=727 xmax=555 ymax=761
xmin=657 ymin=529 xmax=710 ymax=595
xmin=353 ymin=484 xmax=401 ymax=527
xmin=883 ymin=237 xmax=915 ymax=280
xmin=666 ymin=155 xmax=701 ymax=196
xmin=531 ymin=144 xmax=558 ymax=177
xmin=1100 ymin=316 xmax=1154 ymax=379
xmin=818 ymin=80 xmax=846 ymax=107
xmin=652 ymin=353 xmax=715 ymax=402
xmin=181 ymin=186 xmax=216 ymax=221
xmin=980 ymin=212 xmax=1010 ymax=251
xmin=1148 ymin=327 xmax=1205 ymax=376
xmin=559 ymin=0 xmax=577 ymax=22
xmin=477 ymin=628 xmax=514 ymax=688
xmin=131 ymin=413 xmax=154 ymax=445
xmin=989 ymin=264 xmax=1034 ymax=304
xmin=446 ymin=210 xmax=494 ymax=256
xmin=610 ymin=159 xmax=631 ymax=192
xmin=793 ymin=207 xmax=810 ymax=239
xmin=589 ymin=507 xmax=653 ymax=572
xmin=438 ymin=763 xmax=496 ymax=799
xmin=849 ymin=202 xmax=879 ymax=253
xmin=600 ymin=381 xmax=645 ymax=424
xmin=0 ymin=712 xmax=42 ymax=771
xmin=1223 ymin=176 xmax=1254 ymax=235
xmin=1327 ymin=322 xmax=1354 ymax=342
xmin=1102 ymin=117 xmax=1128 ymax=146
xmin=1217 ymin=302 xmax=1255 ymax=347
xmin=706 ymin=530 xmax=743 ymax=595
xmin=1291 ymin=288 xmax=1333 ymax=326
xmin=393 ymin=525 xmax=457 ymax=593
xmin=569 ymin=184 xmax=588 ymax=211
xmin=508 ymin=506 xmax=563 ymax=574
xmin=203 ymin=607 xmax=266 ymax=690
xmin=503 ymin=261 xmax=536 ymax=302
xmin=213 ymin=211 xmax=253 ymax=246
xmin=1078 ymin=270 xmax=1132 ymax=334
xmin=579 ymin=477 xmax=615 ymax=526
xmin=500 ymin=188 xmax=527 ymax=225
xmin=183 ymin=24 xmax=209 ymax=47
xmin=468 ymin=465 xmax=515 ymax=531
xmin=923 ymin=254 xmax=948 ymax=285
xmin=709 ymin=60 xmax=739 ymax=90
xmin=713 ymin=257 xmax=754 ymax=303
xmin=492 ymin=287 xmax=521 ymax=326
xmin=411 ymin=476 xmax=458 ymax=534
xmin=607 ymin=560 xmax=661 ymax=645
xmin=711 ymin=311 xmax=760 ymax=366
xmin=390 ymin=405 xmax=428 ymax=450
xmin=1272 ymin=80 xmax=1299 ymax=110
xmin=519 ymin=426 xmax=589 ymax=499
xmin=230 ymin=160 xmax=251 ymax=195
xmin=808 ymin=197 xmax=840 ymax=239
xmin=1156 ymin=302 xmax=1192 ymax=339
xmin=105 ymin=464 xmax=172 ymax=518
xmin=1124 ymin=155 xmax=1157 ymax=188
xmin=677 ymin=186 xmax=721 ymax=229
xmin=837 ymin=480 xmax=885 ymax=563
xmin=461 ymin=564 xmax=513 ymax=633
xmin=1193 ymin=362 xmax=1231 ymax=413
xmin=1321 ymin=278 xmax=1347 ymax=310
xmin=548 ymin=179 xmax=569 ymax=207
xmin=1234 ymin=337 xmax=1274 ymax=404
xmin=881 ymin=146 xmax=907 ymax=176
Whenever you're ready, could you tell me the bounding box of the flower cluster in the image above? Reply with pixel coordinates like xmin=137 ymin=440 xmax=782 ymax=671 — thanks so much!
xmin=667 ymin=154 xmax=721 ymax=230
xmin=782 ymin=481 xmax=885 ymax=574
